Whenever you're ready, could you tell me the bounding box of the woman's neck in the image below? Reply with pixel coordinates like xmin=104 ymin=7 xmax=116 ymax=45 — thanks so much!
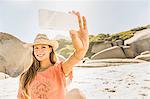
xmin=40 ymin=59 xmax=53 ymax=69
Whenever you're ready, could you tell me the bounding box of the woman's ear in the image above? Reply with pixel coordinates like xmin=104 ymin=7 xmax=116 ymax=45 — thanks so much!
xmin=48 ymin=46 xmax=53 ymax=52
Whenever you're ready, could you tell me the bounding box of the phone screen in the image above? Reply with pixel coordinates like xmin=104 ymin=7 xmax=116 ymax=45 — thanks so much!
xmin=39 ymin=9 xmax=79 ymax=31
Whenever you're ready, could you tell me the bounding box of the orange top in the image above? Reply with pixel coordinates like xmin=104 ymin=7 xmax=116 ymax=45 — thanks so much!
xmin=17 ymin=61 xmax=73 ymax=99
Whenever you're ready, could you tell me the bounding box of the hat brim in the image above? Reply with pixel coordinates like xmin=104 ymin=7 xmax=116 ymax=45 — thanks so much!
xmin=33 ymin=41 xmax=59 ymax=50
xmin=25 ymin=41 xmax=59 ymax=50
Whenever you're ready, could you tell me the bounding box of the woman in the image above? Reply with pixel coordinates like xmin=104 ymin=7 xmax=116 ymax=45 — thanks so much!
xmin=17 ymin=11 xmax=89 ymax=99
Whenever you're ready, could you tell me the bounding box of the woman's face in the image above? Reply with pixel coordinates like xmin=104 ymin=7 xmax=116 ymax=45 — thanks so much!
xmin=33 ymin=44 xmax=52 ymax=61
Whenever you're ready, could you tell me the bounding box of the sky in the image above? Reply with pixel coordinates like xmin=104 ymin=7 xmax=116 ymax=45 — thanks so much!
xmin=0 ymin=0 xmax=149 ymax=42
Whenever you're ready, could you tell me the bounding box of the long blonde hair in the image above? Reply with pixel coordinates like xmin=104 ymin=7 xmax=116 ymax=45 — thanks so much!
xmin=20 ymin=46 xmax=57 ymax=97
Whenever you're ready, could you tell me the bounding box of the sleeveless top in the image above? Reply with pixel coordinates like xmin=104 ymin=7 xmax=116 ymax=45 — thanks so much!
xmin=17 ymin=61 xmax=73 ymax=99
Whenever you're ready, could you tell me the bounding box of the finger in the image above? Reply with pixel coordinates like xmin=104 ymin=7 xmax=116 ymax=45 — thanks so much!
xmin=71 ymin=11 xmax=83 ymax=29
xmin=69 ymin=30 xmax=83 ymax=49
xmin=76 ymin=12 xmax=83 ymax=29
xmin=77 ymin=12 xmax=83 ymax=29
xmin=68 ymin=10 xmax=76 ymax=15
xmin=82 ymin=16 xmax=87 ymax=30
xmin=72 ymin=10 xmax=78 ymax=15
xmin=69 ymin=30 xmax=77 ymax=37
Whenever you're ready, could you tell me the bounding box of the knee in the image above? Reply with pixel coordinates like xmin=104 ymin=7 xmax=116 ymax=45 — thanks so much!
xmin=66 ymin=88 xmax=86 ymax=99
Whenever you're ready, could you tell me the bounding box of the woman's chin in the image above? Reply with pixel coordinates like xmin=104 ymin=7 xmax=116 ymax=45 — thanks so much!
xmin=36 ymin=57 xmax=45 ymax=61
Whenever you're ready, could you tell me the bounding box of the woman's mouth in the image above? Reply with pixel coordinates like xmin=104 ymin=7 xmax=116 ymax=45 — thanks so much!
xmin=37 ymin=54 xmax=45 ymax=57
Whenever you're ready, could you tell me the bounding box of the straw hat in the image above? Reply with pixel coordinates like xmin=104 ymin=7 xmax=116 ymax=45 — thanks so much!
xmin=33 ymin=33 xmax=59 ymax=50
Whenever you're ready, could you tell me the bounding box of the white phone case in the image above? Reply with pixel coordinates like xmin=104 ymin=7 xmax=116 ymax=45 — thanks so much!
xmin=39 ymin=9 xmax=79 ymax=31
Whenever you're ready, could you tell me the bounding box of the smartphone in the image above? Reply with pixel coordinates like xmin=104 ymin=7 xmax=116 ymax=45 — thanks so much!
xmin=39 ymin=9 xmax=79 ymax=31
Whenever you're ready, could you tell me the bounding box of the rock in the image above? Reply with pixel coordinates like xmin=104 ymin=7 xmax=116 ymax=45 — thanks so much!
xmin=91 ymin=46 xmax=135 ymax=60
xmin=76 ymin=59 xmax=146 ymax=67
xmin=0 ymin=32 xmax=33 ymax=77
xmin=0 ymin=72 xmax=9 ymax=80
xmin=82 ymin=57 xmax=90 ymax=63
xmin=113 ymin=40 xmax=124 ymax=46
xmin=85 ymin=59 xmax=146 ymax=63
xmin=123 ymin=46 xmax=135 ymax=58
xmin=125 ymin=29 xmax=150 ymax=56
xmin=91 ymin=41 xmax=113 ymax=53
xmin=135 ymin=54 xmax=150 ymax=61
xmin=91 ymin=46 xmax=126 ymax=59
xmin=140 ymin=51 xmax=150 ymax=55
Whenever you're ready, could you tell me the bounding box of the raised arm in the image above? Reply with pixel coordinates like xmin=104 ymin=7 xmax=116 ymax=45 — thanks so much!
xmin=62 ymin=11 xmax=89 ymax=75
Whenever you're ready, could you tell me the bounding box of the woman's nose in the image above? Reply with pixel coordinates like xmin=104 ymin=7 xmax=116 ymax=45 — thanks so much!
xmin=36 ymin=48 xmax=43 ymax=53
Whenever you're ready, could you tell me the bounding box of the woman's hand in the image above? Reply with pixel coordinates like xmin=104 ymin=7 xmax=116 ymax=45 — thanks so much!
xmin=69 ymin=11 xmax=89 ymax=58
xmin=62 ymin=11 xmax=89 ymax=75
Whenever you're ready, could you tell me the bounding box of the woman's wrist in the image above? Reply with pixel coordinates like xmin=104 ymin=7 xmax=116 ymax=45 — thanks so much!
xmin=73 ymin=50 xmax=86 ymax=60
xmin=73 ymin=52 xmax=82 ymax=60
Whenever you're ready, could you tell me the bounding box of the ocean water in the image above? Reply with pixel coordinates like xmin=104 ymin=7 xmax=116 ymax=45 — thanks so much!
xmin=0 ymin=62 xmax=150 ymax=99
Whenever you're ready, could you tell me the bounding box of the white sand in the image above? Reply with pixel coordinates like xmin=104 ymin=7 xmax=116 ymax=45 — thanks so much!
xmin=0 ymin=62 xmax=150 ymax=99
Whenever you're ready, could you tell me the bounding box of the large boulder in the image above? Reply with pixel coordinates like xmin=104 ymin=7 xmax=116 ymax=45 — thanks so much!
xmin=91 ymin=46 xmax=135 ymax=60
xmin=0 ymin=32 xmax=33 ymax=77
xmin=125 ymin=28 xmax=150 ymax=56
xmin=91 ymin=41 xmax=113 ymax=53
xmin=91 ymin=40 xmax=124 ymax=54
xmin=135 ymin=51 xmax=150 ymax=61
xmin=123 ymin=46 xmax=135 ymax=58
xmin=112 ymin=40 xmax=124 ymax=46
xmin=0 ymin=72 xmax=9 ymax=80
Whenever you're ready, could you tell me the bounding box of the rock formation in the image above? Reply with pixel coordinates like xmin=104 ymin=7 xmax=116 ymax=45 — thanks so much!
xmin=0 ymin=32 xmax=33 ymax=77
xmin=125 ymin=28 xmax=150 ymax=56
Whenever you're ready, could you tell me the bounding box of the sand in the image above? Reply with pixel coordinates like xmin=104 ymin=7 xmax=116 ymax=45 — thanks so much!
xmin=0 ymin=62 xmax=150 ymax=99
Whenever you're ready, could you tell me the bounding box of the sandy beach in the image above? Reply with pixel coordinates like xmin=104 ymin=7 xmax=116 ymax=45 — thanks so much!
xmin=0 ymin=62 xmax=150 ymax=99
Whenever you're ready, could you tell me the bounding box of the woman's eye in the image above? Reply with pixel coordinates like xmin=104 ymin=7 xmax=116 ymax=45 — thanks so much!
xmin=42 ymin=46 xmax=46 ymax=48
